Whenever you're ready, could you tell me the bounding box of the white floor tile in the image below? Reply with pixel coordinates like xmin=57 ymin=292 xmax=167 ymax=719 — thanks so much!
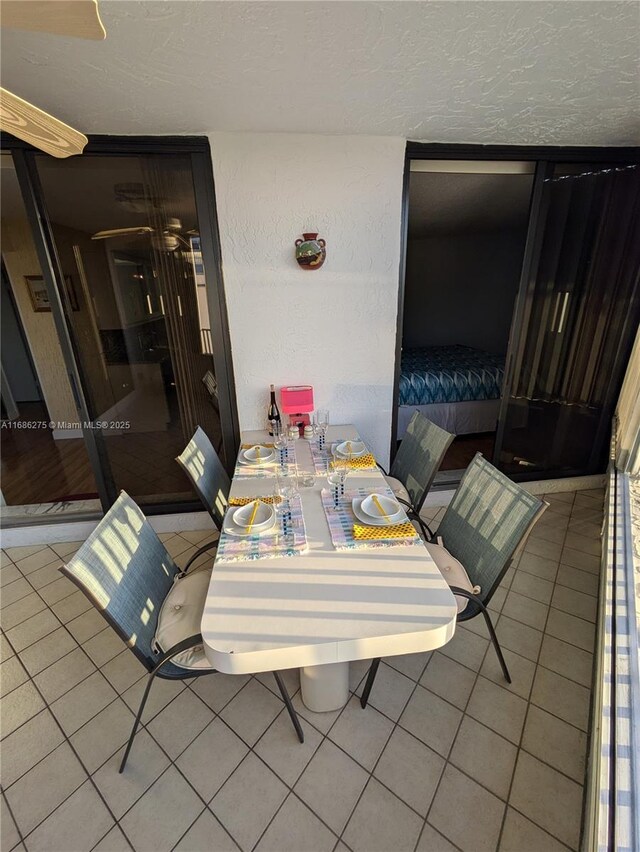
xmin=210 ymin=753 xmax=288 ymax=851
xmin=176 ymin=716 xmax=249 ymax=802
xmin=343 ymin=778 xmax=423 ymax=852
xmin=420 ymin=651 xmax=476 ymax=710
xmin=5 ymin=742 xmax=87 ymax=837
xmin=509 ymin=751 xmax=582 ymax=849
xmin=499 ymin=807 xmax=570 ymax=851
xmin=373 ymin=726 xmax=444 ymax=817
xmin=24 ymin=780 xmax=114 ymax=852
xmin=329 ymin=695 xmax=394 ymax=771
xmin=399 ymin=684 xmax=462 ymax=758
xmin=174 ymin=809 xmax=239 ymax=852
xmin=466 ymin=676 xmax=528 ymax=745
xmin=254 ymin=708 xmax=322 ymax=787
xmin=147 ymin=689 xmax=213 ymax=759
xmin=254 ymin=793 xmax=336 ymax=852
xmin=449 ymin=716 xmax=517 ymax=799
xmin=1 ymin=680 xmax=46 ymax=740
xmin=93 ymin=730 xmax=170 ymax=819
xmin=294 ymin=739 xmax=369 ymax=835
xmin=219 ymin=679 xmax=283 ymax=747
xmin=70 ymin=698 xmax=135 ymax=773
xmin=429 ymin=764 xmax=505 ymax=852
xmin=120 ymin=766 xmax=204 ymax=852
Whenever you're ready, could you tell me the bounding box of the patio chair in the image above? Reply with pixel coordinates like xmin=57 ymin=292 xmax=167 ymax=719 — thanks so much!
xmin=381 ymin=411 xmax=454 ymax=539
xmin=360 ymin=453 xmax=547 ymax=706
xmin=175 ymin=426 xmax=231 ymax=566
xmin=60 ymin=491 xmax=304 ymax=773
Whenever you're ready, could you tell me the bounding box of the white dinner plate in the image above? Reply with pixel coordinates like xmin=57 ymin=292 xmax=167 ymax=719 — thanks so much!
xmin=224 ymin=512 xmax=277 ymax=537
xmin=232 ymin=500 xmax=275 ymax=532
xmin=239 ymin=446 xmax=276 ymax=466
xmin=352 ymin=496 xmax=407 ymax=527
xmin=333 ymin=440 xmax=367 ymax=459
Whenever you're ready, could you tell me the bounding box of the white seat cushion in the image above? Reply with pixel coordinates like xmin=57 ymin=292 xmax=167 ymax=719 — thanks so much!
xmin=424 ymin=538 xmax=480 ymax=614
xmin=384 ymin=475 xmax=411 ymax=505
xmin=154 ymin=568 xmax=214 ymax=670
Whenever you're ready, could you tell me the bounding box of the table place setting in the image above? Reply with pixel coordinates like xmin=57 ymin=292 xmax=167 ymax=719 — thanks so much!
xmin=233 ymin=441 xmax=297 ymax=478
xmin=310 ymin=437 xmax=378 ymax=475
xmin=215 ymin=493 xmax=308 ymax=562
xmin=321 ymin=485 xmax=421 ymax=550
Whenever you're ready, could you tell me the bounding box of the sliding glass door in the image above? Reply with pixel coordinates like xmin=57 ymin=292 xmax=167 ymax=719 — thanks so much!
xmin=495 ymin=162 xmax=640 ymax=478
xmin=1 ymin=139 xmax=236 ymax=522
xmin=33 ymin=152 xmax=227 ymax=507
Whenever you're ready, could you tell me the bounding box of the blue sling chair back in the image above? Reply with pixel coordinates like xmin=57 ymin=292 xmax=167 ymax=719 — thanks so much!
xmin=361 ymin=453 xmax=547 ymax=708
xmin=61 ymin=488 xmax=304 ymax=773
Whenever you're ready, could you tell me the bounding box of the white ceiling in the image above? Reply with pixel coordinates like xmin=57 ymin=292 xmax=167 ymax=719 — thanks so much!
xmin=1 ymin=1 xmax=639 ymax=145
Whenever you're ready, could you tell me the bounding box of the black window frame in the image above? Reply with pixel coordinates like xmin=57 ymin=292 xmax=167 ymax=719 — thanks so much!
xmin=1 ymin=132 xmax=239 ymax=522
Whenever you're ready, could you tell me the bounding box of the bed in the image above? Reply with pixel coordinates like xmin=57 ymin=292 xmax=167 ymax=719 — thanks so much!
xmin=397 ymin=345 xmax=505 ymax=439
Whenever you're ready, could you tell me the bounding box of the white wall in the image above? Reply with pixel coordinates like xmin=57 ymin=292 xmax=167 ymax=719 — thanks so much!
xmin=209 ymin=133 xmax=406 ymax=466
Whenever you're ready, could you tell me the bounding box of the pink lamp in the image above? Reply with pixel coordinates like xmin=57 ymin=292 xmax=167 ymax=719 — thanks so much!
xmin=280 ymin=385 xmax=314 ymax=434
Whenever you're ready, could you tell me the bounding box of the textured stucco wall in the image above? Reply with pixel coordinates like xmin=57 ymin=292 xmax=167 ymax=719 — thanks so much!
xmin=209 ymin=132 xmax=406 ymax=466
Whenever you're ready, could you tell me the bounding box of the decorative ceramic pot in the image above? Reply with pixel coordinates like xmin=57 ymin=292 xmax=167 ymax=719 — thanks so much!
xmin=295 ymin=233 xmax=326 ymax=270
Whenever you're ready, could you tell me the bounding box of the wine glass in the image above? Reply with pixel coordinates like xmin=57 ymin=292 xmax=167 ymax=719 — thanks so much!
xmin=316 ymin=409 xmax=329 ymax=450
xmin=273 ymin=421 xmax=286 ymax=465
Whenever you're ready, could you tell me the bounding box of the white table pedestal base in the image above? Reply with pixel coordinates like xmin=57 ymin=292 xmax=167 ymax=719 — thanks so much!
xmin=300 ymin=661 xmax=349 ymax=712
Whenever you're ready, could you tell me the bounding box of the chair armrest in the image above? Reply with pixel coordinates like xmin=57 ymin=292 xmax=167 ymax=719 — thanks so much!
xmin=180 ymin=540 xmax=219 ymax=576
xmin=151 ymin=633 xmax=206 ymax=674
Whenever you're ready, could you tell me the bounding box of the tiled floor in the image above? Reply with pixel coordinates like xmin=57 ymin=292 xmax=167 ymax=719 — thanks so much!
xmin=0 ymin=488 xmax=603 ymax=852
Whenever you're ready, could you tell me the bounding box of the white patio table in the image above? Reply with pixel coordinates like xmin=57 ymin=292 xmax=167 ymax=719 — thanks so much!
xmin=201 ymin=425 xmax=457 ymax=712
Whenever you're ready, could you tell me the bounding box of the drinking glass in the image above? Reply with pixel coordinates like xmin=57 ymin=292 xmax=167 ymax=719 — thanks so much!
xmin=277 ymin=469 xmax=298 ymax=507
xmin=273 ymin=421 xmax=286 ymax=465
xmin=333 ymin=452 xmax=349 ymax=497
xmin=297 ymin=463 xmax=315 ymax=489
xmin=316 ymin=408 xmax=329 ymax=450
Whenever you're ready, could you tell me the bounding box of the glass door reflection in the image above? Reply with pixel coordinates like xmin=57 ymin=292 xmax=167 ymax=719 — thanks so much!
xmin=35 ymin=154 xmax=223 ymax=507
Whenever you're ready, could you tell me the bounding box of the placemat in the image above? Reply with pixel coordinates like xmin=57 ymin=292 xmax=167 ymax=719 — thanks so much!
xmin=229 ymin=495 xmax=282 ymax=506
xmin=234 ymin=444 xmax=297 ymax=479
xmin=321 ymin=487 xmax=421 ymax=550
xmin=310 ymin=440 xmax=378 ymax=475
xmin=216 ymin=494 xmax=307 ymax=562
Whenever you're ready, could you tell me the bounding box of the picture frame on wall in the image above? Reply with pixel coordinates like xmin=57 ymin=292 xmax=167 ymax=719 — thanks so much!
xmin=25 ymin=275 xmax=79 ymax=313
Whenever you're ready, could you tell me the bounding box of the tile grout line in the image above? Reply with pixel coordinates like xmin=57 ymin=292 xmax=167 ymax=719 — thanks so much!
xmin=496 ymin=491 xmax=587 ymax=852
xmin=1 ymin=499 xmax=603 ymax=852
xmin=420 ymin=607 xmax=500 ymax=851
xmin=1 ymin=627 xmax=135 ymax=851
xmin=333 ymin=662 xmax=429 ymax=852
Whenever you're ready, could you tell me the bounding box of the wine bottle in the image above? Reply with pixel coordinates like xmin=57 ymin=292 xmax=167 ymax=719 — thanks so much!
xmin=267 ymin=384 xmax=281 ymax=435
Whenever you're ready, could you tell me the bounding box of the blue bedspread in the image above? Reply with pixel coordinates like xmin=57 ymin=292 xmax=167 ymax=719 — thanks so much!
xmin=399 ymin=345 xmax=505 ymax=406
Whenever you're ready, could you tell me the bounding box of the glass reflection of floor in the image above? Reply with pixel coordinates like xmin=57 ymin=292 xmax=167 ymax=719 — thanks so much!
xmin=1 ymin=402 xmax=222 ymax=519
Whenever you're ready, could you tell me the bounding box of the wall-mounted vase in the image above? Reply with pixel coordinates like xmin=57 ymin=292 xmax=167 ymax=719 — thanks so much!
xmin=295 ymin=233 xmax=326 ymax=270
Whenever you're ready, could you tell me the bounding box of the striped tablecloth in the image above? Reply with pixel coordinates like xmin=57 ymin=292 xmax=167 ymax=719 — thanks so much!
xmin=310 ymin=440 xmax=378 ymax=475
xmin=215 ymin=494 xmax=308 ymax=563
xmin=233 ymin=444 xmax=297 ymax=479
xmin=321 ymin=486 xmax=421 ymax=551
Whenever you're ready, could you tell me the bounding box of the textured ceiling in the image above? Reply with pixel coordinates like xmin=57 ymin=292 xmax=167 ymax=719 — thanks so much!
xmin=1 ymin=1 xmax=639 ymax=144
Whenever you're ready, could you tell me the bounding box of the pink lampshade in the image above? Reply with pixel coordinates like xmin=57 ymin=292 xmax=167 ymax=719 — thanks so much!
xmin=280 ymin=385 xmax=314 ymax=414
